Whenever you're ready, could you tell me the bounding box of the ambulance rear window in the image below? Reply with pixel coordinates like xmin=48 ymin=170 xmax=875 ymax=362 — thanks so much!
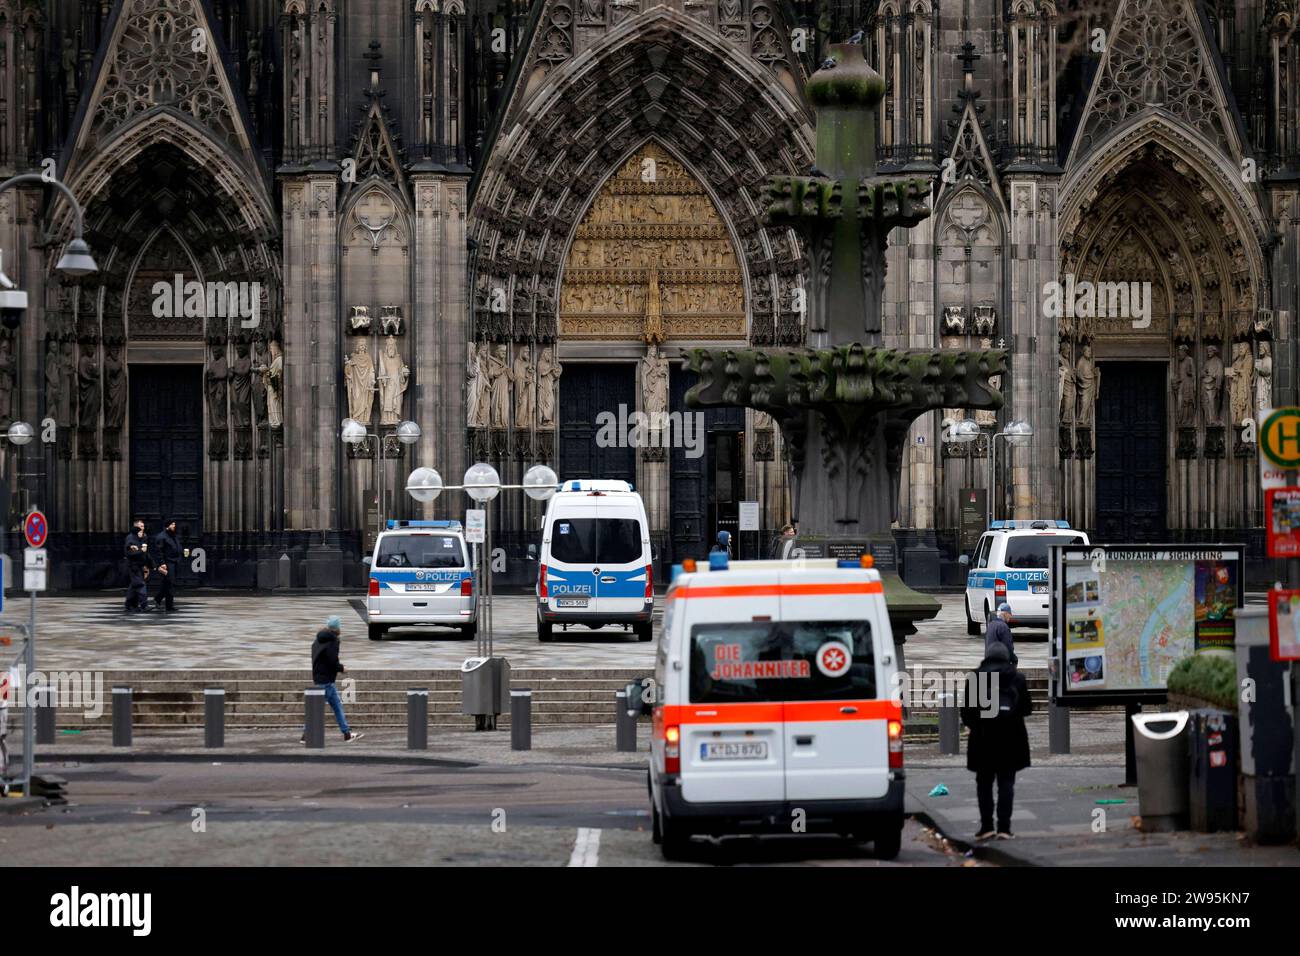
xmin=689 ymin=620 xmax=876 ymax=703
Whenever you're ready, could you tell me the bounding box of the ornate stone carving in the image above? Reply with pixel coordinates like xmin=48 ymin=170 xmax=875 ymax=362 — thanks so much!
xmin=510 ymin=345 xmax=535 ymax=430
xmin=537 ymin=345 xmax=561 ymax=428
xmin=1172 ymin=342 xmax=1197 ymax=426
xmin=344 ymin=340 xmax=376 ymax=424
xmin=941 ymin=306 xmax=966 ymax=336
xmin=1225 ymin=341 xmax=1254 ymax=428
xmin=641 ymin=345 xmax=669 ymax=417
xmin=1074 ymin=344 xmax=1099 ymax=427
xmin=377 ymin=336 xmax=409 ymax=426
xmin=1058 ymin=340 xmax=1076 ymax=425
xmin=486 ymin=343 xmax=511 ymax=428
xmin=1201 ymin=343 xmax=1224 ymax=426
xmin=0 ymin=337 xmax=14 ymax=426
xmin=348 ymin=305 xmax=373 ymax=334
xmin=1176 ymin=426 xmax=1198 ymax=459
xmin=1255 ymin=341 xmax=1273 ymax=414
xmin=259 ymin=340 xmax=284 ymax=429
xmin=379 ymin=305 xmax=403 ymax=336
xmin=972 ymin=306 xmax=996 ymax=337
xmin=102 ymin=345 xmax=127 ymax=459
xmin=466 ymin=342 xmax=488 ymax=428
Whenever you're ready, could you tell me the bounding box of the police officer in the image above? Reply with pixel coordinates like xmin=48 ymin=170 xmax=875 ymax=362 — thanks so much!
xmin=123 ymin=518 xmax=152 ymax=612
xmin=153 ymin=519 xmax=182 ymax=612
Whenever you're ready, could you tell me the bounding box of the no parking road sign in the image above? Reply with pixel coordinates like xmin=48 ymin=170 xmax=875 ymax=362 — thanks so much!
xmin=24 ymin=509 xmax=48 ymax=548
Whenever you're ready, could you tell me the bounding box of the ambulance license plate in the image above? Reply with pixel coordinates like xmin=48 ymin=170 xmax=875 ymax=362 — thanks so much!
xmin=557 ymin=597 xmax=588 ymax=607
xmin=1031 ymin=584 xmax=1048 ymax=594
xmin=701 ymin=741 xmax=768 ymax=761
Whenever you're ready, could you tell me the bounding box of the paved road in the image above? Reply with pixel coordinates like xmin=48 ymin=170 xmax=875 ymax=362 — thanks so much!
xmin=28 ymin=592 xmax=1047 ymax=670
xmin=4 ymin=760 xmax=978 ymax=867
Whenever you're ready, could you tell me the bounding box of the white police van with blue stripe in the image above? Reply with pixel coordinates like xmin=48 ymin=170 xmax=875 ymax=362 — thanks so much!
xmin=536 ymin=479 xmax=654 ymax=642
xmin=963 ymin=520 xmax=1089 ymax=635
xmin=365 ymin=520 xmax=477 ymax=641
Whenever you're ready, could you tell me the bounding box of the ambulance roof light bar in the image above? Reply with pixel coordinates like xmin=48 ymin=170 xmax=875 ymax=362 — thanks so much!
xmin=708 ymin=552 xmax=729 ymax=571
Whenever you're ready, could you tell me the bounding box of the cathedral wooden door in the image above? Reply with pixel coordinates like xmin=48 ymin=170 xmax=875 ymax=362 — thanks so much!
xmin=1095 ymin=361 xmax=1166 ymax=541
xmin=558 ymin=363 xmax=636 ymax=485
xmin=130 ymin=365 xmax=203 ymax=538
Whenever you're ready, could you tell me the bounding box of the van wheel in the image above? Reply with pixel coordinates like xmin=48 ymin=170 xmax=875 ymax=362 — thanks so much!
xmin=634 ymin=621 xmax=653 ymax=642
xmin=965 ymin=598 xmax=981 ymax=636
xmin=873 ymin=825 xmax=902 ymax=860
xmin=537 ymin=618 xmax=554 ymax=642
xmin=460 ymin=622 xmax=477 ymax=640
xmin=367 ymin=624 xmax=387 ymax=641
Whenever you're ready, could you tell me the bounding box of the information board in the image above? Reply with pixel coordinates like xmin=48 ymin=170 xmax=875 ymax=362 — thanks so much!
xmin=1051 ymin=544 xmax=1245 ymax=705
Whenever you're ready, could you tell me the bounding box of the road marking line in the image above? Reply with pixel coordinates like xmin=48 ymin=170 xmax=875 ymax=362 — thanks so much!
xmin=567 ymin=827 xmax=601 ymax=867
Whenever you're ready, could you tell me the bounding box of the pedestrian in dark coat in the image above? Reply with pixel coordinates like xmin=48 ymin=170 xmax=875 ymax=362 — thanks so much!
xmin=152 ymin=520 xmax=183 ymax=611
xmin=984 ymin=601 xmax=1017 ymax=664
xmin=302 ymin=615 xmax=363 ymax=743
xmin=122 ymin=519 xmax=152 ymax=612
xmin=960 ymin=641 xmax=1032 ymax=839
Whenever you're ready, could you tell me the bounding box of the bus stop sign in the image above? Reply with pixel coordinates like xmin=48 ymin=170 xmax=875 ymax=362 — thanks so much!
xmin=24 ymin=510 xmax=48 ymax=548
xmin=1260 ymin=407 xmax=1300 ymax=469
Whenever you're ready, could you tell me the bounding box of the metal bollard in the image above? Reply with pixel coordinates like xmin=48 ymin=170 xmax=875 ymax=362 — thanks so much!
xmin=615 ymin=690 xmax=637 ymax=753
xmin=407 ymin=688 xmax=428 ymax=750
xmin=511 ymin=689 xmax=532 ymax=751
xmin=112 ymin=686 xmax=132 ymax=748
xmin=1048 ymin=700 xmax=1071 ymax=754
xmin=938 ymin=693 xmax=960 ymax=755
xmin=35 ymin=683 xmax=56 ymax=745
xmin=304 ymin=688 xmax=325 ymax=749
xmin=204 ymin=688 xmax=225 ymax=749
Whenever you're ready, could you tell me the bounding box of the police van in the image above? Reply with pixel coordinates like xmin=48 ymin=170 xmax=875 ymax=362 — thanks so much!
xmin=535 ymin=479 xmax=653 ymax=642
xmin=646 ymin=553 xmax=904 ymax=860
xmin=364 ymin=520 xmax=477 ymax=641
xmin=963 ymin=520 xmax=1090 ymax=634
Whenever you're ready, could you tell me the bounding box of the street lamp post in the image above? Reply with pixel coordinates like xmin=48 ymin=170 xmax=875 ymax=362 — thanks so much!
xmin=341 ymin=418 xmax=421 ymax=542
xmin=989 ymin=420 xmax=1034 ymax=526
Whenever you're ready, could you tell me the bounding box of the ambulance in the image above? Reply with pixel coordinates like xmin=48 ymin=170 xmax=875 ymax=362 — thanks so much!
xmin=646 ymin=553 xmax=905 ymax=860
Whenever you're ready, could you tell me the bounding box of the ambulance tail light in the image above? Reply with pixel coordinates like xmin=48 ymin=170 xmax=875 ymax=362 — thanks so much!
xmin=994 ymin=578 xmax=1007 ymax=603
xmin=461 ymin=577 xmax=473 ymax=597
xmin=665 ymin=725 xmax=681 ymax=774
xmin=539 ymin=564 xmax=548 ymax=599
xmin=644 ymin=564 xmax=653 ymax=601
xmin=368 ymin=578 xmax=380 ymax=597
xmin=888 ymin=719 xmax=904 ymax=769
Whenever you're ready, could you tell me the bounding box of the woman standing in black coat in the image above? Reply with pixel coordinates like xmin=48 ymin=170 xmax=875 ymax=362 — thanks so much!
xmin=960 ymin=641 xmax=1032 ymax=840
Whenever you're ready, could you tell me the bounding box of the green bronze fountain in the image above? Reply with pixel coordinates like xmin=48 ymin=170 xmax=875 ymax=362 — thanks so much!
xmin=686 ymin=42 xmax=1007 ymax=642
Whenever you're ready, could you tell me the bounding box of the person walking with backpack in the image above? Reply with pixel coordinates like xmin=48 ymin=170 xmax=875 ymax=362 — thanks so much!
xmin=960 ymin=641 xmax=1032 ymax=840
xmin=302 ymin=615 xmax=363 ymax=743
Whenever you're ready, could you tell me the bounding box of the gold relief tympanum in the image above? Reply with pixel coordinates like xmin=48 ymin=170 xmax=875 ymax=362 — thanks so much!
xmin=559 ymin=143 xmax=746 ymax=341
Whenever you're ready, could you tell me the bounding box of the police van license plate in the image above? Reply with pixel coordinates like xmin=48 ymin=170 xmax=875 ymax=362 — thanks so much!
xmin=1031 ymin=584 xmax=1048 ymax=594
xmin=557 ymin=596 xmax=588 ymax=607
xmin=406 ymin=583 xmax=444 ymax=591
xmin=701 ymin=741 xmax=768 ymax=761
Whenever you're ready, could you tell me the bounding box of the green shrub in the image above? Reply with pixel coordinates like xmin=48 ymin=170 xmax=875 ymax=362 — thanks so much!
xmin=1167 ymin=654 xmax=1238 ymax=711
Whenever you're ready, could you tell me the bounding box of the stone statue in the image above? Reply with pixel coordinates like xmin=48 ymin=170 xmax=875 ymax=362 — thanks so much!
xmin=77 ymin=344 xmax=101 ymax=426
xmin=1255 ymin=341 xmax=1273 ymax=415
xmin=0 ymin=337 xmax=14 ymax=425
xmin=1074 ymin=344 xmax=1099 ymax=426
xmin=1201 ymin=344 xmax=1224 ymax=426
xmin=61 ymin=36 xmax=77 ymax=96
xmin=103 ymin=345 xmax=126 ymax=428
xmin=1173 ymin=342 xmax=1197 ymax=426
xmin=487 ymin=344 xmax=511 ymax=427
xmin=537 ymin=346 xmax=561 ymax=428
xmin=1225 ymin=341 xmax=1255 ymax=427
xmin=641 ymin=345 xmax=669 ymax=417
xmin=511 ymin=346 xmax=535 ymax=429
xmin=45 ymin=339 xmax=68 ymax=427
xmin=582 ymin=0 xmax=605 ymax=20
xmin=251 ymin=340 xmax=269 ymax=425
xmin=378 ymin=336 xmax=410 ymax=426
xmin=344 ymin=340 xmax=376 ymax=424
xmin=230 ymin=342 xmax=253 ymax=428
xmin=205 ymin=344 xmax=228 ymax=428
xmin=1057 ymin=340 xmax=1075 ymax=423
xmin=246 ymin=33 xmax=262 ymax=97
xmin=466 ymin=342 xmax=488 ymax=428
xmin=261 ymin=340 xmax=284 ymax=428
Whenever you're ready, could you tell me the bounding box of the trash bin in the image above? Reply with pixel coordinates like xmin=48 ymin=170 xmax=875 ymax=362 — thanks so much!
xmin=461 ymin=657 xmax=511 ymax=730
xmin=1188 ymin=708 xmax=1238 ymax=833
xmin=1131 ymin=710 xmax=1191 ymax=831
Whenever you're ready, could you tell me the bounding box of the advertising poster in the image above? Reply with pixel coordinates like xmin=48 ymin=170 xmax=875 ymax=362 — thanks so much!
xmin=1268 ymin=589 xmax=1300 ymax=662
xmin=1194 ymin=559 xmax=1237 ymax=651
xmin=1265 ymin=487 xmax=1300 ymax=557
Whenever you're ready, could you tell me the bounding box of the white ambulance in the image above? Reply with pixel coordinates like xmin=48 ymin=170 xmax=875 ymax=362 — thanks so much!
xmin=646 ymin=553 xmax=905 ymax=860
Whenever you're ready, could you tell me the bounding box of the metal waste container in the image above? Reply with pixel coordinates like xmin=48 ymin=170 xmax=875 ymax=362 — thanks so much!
xmin=1132 ymin=710 xmax=1191 ymax=831
xmin=461 ymin=656 xmax=511 ymax=731
xmin=1188 ymin=708 xmax=1238 ymax=832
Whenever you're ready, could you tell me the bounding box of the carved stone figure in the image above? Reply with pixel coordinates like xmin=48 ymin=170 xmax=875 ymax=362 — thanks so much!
xmin=230 ymin=342 xmax=253 ymax=428
xmin=1201 ymin=344 xmax=1224 ymax=426
xmin=262 ymin=340 xmax=284 ymax=428
xmin=641 ymin=345 xmax=669 ymax=417
xmin=1255 ymin=341 xmax=1273 ymax=415
xmin=246 ymin=33 xmax=262 ymax=97
xmin=205 ymin=344 xmax=228 ymax=428
xmin=344 ymin=340 xmax=376 ymax=424
xmin=349 ymin=305 xmax=372 ymax=334
xmin=380 ymin=305 xmax=403 ymax=336
xmin=941 ymin=306 xmax=965 ymax=337
xmin=466 ymin=342 xmax=488 ymax=428
xmin=45 ymin=339 xmax=68 ymax=427
xmin=537 ymin=346 xmax=561 ymax=428
xmin=78 ymin=344 xmax=101 ymax=426
xmin=1075 ymin=344 xmax=1099 ymax=427
xmin=511 ymin=346 xmax=535 ymax=429
xmin=582 ymin=0 xmax=605 ymax=20
xmin=1173 ymin=342 xmax=1197 ymax=426
xmin=378 ymin=336 xmax=410 ymax=426
xmin=487 ymin=344 xmax=511 ymax=427
xmin=103 ymin=345 xmax=126 ymax=428
xmin=976 ymin=375 xmax=1000 ymax=426
xmin=61 ymin=36 xmax=77 ymax=96
xmin=1225 ymin=341 xmax=1254 ymax=427
xmin=251 ymin=340 xmax=269 ymax=425
xmin=1058 ymin=340 xmax=1075 ymax=424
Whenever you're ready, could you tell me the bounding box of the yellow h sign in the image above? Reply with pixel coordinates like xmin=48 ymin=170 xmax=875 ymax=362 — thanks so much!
xmin=1262 ymin=407 xmax=1300 ymax=468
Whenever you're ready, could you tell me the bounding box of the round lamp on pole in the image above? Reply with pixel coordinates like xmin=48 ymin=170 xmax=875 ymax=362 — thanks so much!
xmin=463 ymin=462 xmax=501 ymax=502
xmin=943 ymin=417 xmax=980 ymax=444
xmin=523 ymin=464 xmax=559 ymax=501
xmin=340 ymin=418 xmax=366 ymax=444
xmin=1006 ymin=420 xmax=1034 ymax=446
xmin=56 ymin=238 xmax=98 ymax=277
xmin=396 ymin=421 xmax=422 ymax=445
xmin=5 ymin=420 xmax=33 ymax=445
xmin=405 ymin=467 xmax=443 ymax=503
